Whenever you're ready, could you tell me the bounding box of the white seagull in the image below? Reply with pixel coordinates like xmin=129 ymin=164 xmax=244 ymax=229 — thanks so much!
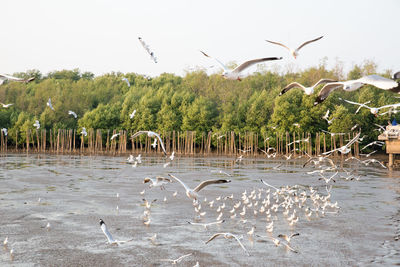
xmin=143 ymin=176 xmax=172 ymax=190
xmin=110 ymin=133 xmax=120 ymax=140
xmin=81 ymin=127 xmax=87 ymax=137
xmin=323 ymin=132 xmax=361 ymax=155
xmin=160 ymin=253 xmax=192 ymax=264
xmin=129 ymin=110 xmax=137 ymax=119
xmin=99 ymin=219 xmax=133 ymax=245
xmin=151 ymin=138 xmax=157 ymax=148
xmin=68 ymin=110 xmax=77 ymax=118
xmin=169 ymin=151 xmax=175 ymax=160
xmin=0 ymin=103 xmax=13 ymax=108
xmin=200 ymin=51 xmax=282 ymax=81
xmin=33 ymin=120 xmax=40 ymax=129
xmin=1 ymin=128 xmax=7 ymax=136
xmin=280 ymin=79 xmax=336 ymax=96
xmin=187 ymin=220 xmax=225 ymax=229
xmin=0 ymin=74 xmax=35 ymax=85
xmin=132 ymin=131 xmax=167 ymax=155
xmin=314 ymin=75 xmax=399 ymax=105
xmin=47 ymin=98 xmax=55 ymax=111
xmin=266 ymin=36 xmax=324 ymax=59
xmin=168 ymin=174 xmax=231 ymax=200
xmin=138 ymin=37 xmax=157 ymax=63
xmin=205 ymin=232 xmax=250 ymax=256
xmin=122 ymin=77 xmax=130 ymax=87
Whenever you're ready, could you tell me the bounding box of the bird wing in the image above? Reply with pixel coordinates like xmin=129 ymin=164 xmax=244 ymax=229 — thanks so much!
xmin=345 ymin=132 xmax=361 ymax=148
xmin=205 ymin=233 xmax=225 ymax=244
xmin=232 ymin=57 xmax=282 ymax=74
xmin=200 ymin=51 xmax=229 ymax=71
xmin=156 ymin=176 xmax=172 ymax=183
xmin=131 ymin=131 xmax=147 ymax=139
xmin=152 ymin=132 xmax=167 ymax=155
xmin=313 ymin=78 xmax=337 ymax=87
xmin=394 ymin=71 xmax=400 ymax=80
xmin=265 ymin=40 xmax=291 ymax=51
xmin=280 ymin=82 xmax=305 ymax=95
xmin=232 ymin=235 xmax=250 ymax=256
xmin=100 ymin=222 xmax=116 ymax=244
xmin=176 ymin=253 xmax=192 ymax=262
xmin=296 ymin=36 xmax=324 ymax=51
xmin=168 ymin=174 xmax=191 ymax=192
xmin=193 ymin=179 xmax=231 ymax=193
xmin=314 ymin=82 xmax=343 ymax=105
xmin=0 ymin=74 xmax=24 ymax=81
xmin=357 ymin=75 xmax=398 ymax=89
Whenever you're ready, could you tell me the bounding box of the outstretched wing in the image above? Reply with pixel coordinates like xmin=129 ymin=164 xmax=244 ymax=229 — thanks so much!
xmin=232 ymin=57 xmax=282 ymax=74
xmin=131 ymin=131 xmax=148 ymax=139
xmin=193 ymin=179 xmax=231 ymax=193
xmin=265 ymin=40 xmax=291 ymax=51
xmin=296 ymin=36 xmax=324 ymax=51
xmin=200 ymin=51 xmax=229 ymax=71
xmin=152 ymin=132 xmax=167 ymax=155
xmin=313 ymin=78 xmax=337 ymax=88
xmin=168 ymin=174 xmax=191 ymax=192
xmin=280 ymin=82 xmax=305 ymax=96
xmin=232 ymin=235 xmax=250 ymax=256
xmin=156 ymin=176 xmax=172 ymax=183
xmin=205 ymin=233 xmax=225 ymax=244
xmin=357 ymin=75 xmax=398 ymax=90
xmin=345 ymin=132 xmax=361 ymax=148
xmin=314 ymin=82 xmax=343 ymax=105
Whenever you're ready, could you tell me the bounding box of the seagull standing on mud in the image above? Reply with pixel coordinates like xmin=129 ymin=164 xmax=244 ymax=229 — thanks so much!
xmin=99 ymin=219 xmax=133 ymax=245
xmin=200 ymin=51 xmax=282 ymax=81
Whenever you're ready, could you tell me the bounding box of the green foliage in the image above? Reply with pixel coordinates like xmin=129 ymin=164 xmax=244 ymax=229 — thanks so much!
xmin=0 ymin=61 xmax=398 ymax=150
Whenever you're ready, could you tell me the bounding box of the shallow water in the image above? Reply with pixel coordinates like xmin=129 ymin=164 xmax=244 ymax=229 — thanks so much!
xmin=0 ymin=153 xmax=399 ymax=266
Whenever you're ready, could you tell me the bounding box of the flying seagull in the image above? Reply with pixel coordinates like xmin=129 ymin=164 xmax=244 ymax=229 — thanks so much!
xmin=47 ymin=98 xmax=55 ymax=111
xmin=187 ymin=220 xmax=225 ymax=229
xmin=143 ymin=176 xmax=172 ymax=190
xmin=0 ymin=74 xmax=35 ymax=85
xmin=81 ymin=127 xmax=87 ymax=137
xmin=129 ymin=110 xmax=136 ymax=119
xmin=1 ymin=128 xmax=7 ymax=136
xmin=265 ymin=36 xmax=324 ymax=59
xmin=0 ymin=103 xmax=13 ymax=108
xmin=138 ymin=37 xmax=157 ymax=63
xmin=160 ymin=253 xmax=192 ymax=264
xmin=323 ymin=132 xmax=361 ymax=155
xmin=280 ymin=79 xmax=336 ymax=96
xmin=110 ymin=133 xmax=120 ymax=140
xmin=122 ymin=78 xmax=130 ymax=87
xmin=33 ymin=120 xmax=40 ymax=129
xmin=168 ymin=173 xmax=231 ymax=200
xmin=314 ymin=75 xmax=399 ymax=105
xmin=131 ymin=131 xmax=167 ymax=155
xmin=68 ymin=110 xmax=77 ymax=118
xmin=205 ymin=232 xmax=250 ymax=256
xmin=99 ymin=219 xmax=133 ymax=245
xmin=200 ymin=51 xmax=282 ymax=81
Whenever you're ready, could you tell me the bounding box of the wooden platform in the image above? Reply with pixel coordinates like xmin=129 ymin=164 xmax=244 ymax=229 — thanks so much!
xmin=378 ymin=125 xmax=400 ymax=167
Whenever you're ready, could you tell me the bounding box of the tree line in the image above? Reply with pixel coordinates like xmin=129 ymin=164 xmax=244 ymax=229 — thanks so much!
xmin=0 ymin=61 xmax=397 ymax=149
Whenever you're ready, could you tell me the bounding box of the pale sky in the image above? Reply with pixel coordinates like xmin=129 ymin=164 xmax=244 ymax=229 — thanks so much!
xmin=1 ymin=0 xmax=399 ymax=77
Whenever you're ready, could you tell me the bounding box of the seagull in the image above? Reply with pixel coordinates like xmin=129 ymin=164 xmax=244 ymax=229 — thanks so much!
xmin=340 ymin=98 xmax=372 ymax=114
xmin=394 ymin=71 xmax=400 ymax=80
xmin=318 ymin=171 xmax=338 ymax=183
xmin=33 ymin=120 xmax=40 ymax=129
xmin=277 ymin=233 xmax=300 ymax=243
xmin=99 ymin=219 xmax=132 ymax=245
xmin=138 ymin=37 xmax=157 ymax=63
xmin=47 ymin=98 xmax=55 ymax=111
xmin=160 ymin=253 xmax=192 ymax=264
xmin=361 ymin=141 xmax=384 ymax=151
xmin=169 ymin=151 xmax=175 ymax=160
xmin=131 ymin=131 xmax=167 ymax=155
xmin=314 ymin=75 xmax=399 ymax=105
xmin=0 ymin=103 xmax=13 ymax=108
xmin=322 ymin=109 xmax=330 ymax=120
xmin=280 ymin=79 xmax=336 ymax=96
xmin=362 ymin=159 xmax=387 ymax=169
xmin=205 ymin=232 xmax=250 ymax=256
xmin=200 ymin=51 xmax=282 ymax=81
xmin=122 ymin=77 xmax=130 ymax=87
xmin=143 ymin=176 xmax=172 ymax=190
xmin=129 ymin=110 xmax=136 ymax=119
xmin=110 ymin=133 xmax=120 ymax=140
xmin=265 ymin=36 xmax=323 ymax=59
xmin=1 ymin=128 xmax=7 ymax=136
xmin=0 ymin=74 xmax=35 ymax=85
xmin=266 ymin=236 xmax=298 ymax=253
xmin=81 ymin=127 xmax=87 ymax=137
xmin=187 ymin=220 xmax=225 ymax=229
xmin=323 ymin=132 xmax=360 ymax=155
xmin=68 ymin=110 xmax=77 ymax=118
xmin=168 ymin=174 xmax=231 ymax=200
xmin=151 ymin=138 xmax=157 ymax=148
